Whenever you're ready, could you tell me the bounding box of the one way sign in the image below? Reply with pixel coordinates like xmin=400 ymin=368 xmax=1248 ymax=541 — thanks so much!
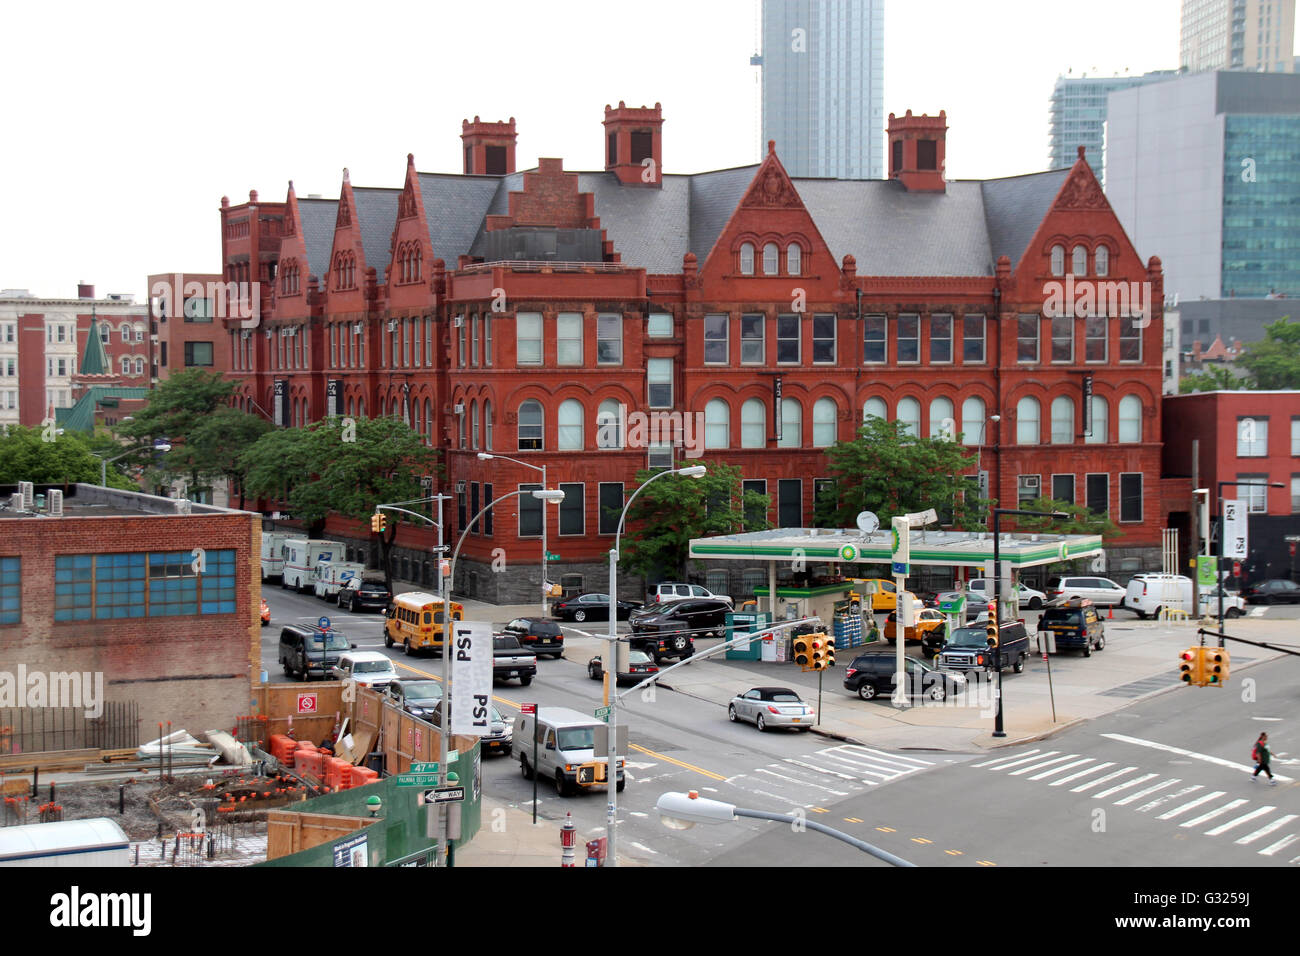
xmin=421 ymin=786 xmax=465 ymax=804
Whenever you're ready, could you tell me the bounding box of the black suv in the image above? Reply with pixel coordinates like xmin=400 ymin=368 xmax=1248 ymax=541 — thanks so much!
xmin=337 ymin=572 xmax=392 ymax=612
xmin=502 ymin=617 xmax=564 ymax=659
xmin=1039 ymin=601 xmax=1105 ymax=656
xmin=843 ymin=654 xmax=967 ymax=702
xmin=935 ymin=620 xmax=1030 ymax=675
xmin=278 ymin=625 xmax=354 ymax=681
xmin=629 ymin=598 xmax=730 ymax=662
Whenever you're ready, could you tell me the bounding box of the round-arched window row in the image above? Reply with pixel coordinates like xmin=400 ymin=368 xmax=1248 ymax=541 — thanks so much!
xmin=737 ymin=241 xmax=805 ymax=277
xmin=1050 ymin=242 xmax=1112 ymax=278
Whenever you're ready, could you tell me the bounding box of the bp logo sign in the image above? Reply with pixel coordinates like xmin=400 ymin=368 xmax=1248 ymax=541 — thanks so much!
xmin=839 ymin=544 xmax=858 ymax=562
xmin=890 ymin=527 xmax=900 ymax=554
xmin=1060 ymin=542 xmax=1072 ymax=561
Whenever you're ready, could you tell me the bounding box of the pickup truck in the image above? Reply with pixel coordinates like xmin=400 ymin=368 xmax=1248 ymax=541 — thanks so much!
xmin=936 ymin=620 xmax=1030 ymax=675
xmin=493 ymin=635 xmax=537 ymax=686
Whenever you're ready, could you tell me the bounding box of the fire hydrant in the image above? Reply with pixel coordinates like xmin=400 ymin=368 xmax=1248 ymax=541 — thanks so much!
xmin=560 ymin=812 xmax=576 ymax=867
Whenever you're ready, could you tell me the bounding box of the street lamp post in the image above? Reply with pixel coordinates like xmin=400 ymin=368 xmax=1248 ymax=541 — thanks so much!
xmin=605 ymin=463 xmax=706 ymax=867
xmin=991 ymin=507 xmax=1066 ymax=738
xmin=478 ymin=453 xmax=549 ymax=619
xmin=95 ymin=444 xmax=168 ymax=487
xmin=975 ymin=414 xmax=1001 ymax=501
xmin=1215 ymin=480 xmax=1284 ymax=640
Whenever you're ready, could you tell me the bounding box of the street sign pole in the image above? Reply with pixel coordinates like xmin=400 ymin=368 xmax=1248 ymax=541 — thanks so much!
xmin=523 ymin=702 xmax=538 ymax=825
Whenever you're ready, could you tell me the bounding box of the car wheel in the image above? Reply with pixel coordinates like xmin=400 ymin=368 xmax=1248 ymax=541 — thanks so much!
xmin=857 ymin=683 xmax=877 ymax=701
xmin=1095 ymin=635 xmax=1106 ymax=651
xmin=502 ymin=746 xmax=512 ymax=758
xmin=589 ymin=664 xmax=600 ymax=681
xmin=403 ymin=639 xmax=412 ymax=656
xmin=886 ymin=636 xmax=896 ymax=645
xmin=1083 ymin=643 xmax=1092 ymax=658
xmin=520 ymin=675 xmax=533 ymax=687
xmin=384 ymin=633 xmax=393 ymax=649
xmin=928 ymin=686 xmax=946 ymax=702
xmin=670 ymin=634 xmax=689 ymax=653
xmin=756 ymin=714 xmax=767 ymax=732
xmin=1013 ymin=654 xmax=1026 ymax=674
xmin=1226 ymin=608 xmax=1242 ymax=619
xmin=282 ymin=661 xmax=292 ymax=678
xmin=1028 ymin=597 xmax=1042 ymax=610
xmin=1135 ymin=610 xmax=1147 ymax=620
xmin=554 ymin=771 xmax=570 ymax=797
xmin=728 ymin=704 xmax=738 ymax=722
xmin=616 ymin=778 xmax=626 ymax=794
xmin=574 ymin=609 xmax=587 ymax=622
xmin=520 ymin=755 xmax=534 ymax=780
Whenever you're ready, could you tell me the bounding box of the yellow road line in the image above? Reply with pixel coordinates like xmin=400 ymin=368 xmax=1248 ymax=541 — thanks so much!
xmin=628 ymin=744 xmax=727 ymax=781
xmin=844 ymin=817 xmax=864 ymax=824
xmin=876 ymin=826 xmax=896 ymax=833
xmin=945 ymin=849 xmax=963 ymax=856
xmin=911 ymin=837 xmax=933 ymax=845
xmin=810 ymin=807 xmax=829 ymax=814
xmin=977 ymin=860 xmax=997 ymax=866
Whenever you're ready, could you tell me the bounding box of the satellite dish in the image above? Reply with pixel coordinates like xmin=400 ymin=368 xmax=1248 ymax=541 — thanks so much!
xmin=856 ymin=511 xmax=879 ymax=534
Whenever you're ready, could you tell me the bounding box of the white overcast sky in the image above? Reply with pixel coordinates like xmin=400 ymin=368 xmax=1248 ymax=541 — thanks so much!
xmin=2 ymin=0 xmax=1292 ymax=300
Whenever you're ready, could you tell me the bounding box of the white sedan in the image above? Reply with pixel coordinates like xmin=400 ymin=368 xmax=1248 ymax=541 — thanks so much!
xmin=967 ymin=580 xmax=1048 ymax=610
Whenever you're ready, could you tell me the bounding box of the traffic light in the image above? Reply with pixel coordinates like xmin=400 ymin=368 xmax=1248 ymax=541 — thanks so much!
xmin=370 ymin=512 xmax=386 ymax=533
xmin=1179 ymin=647 xmax=1203 ymax=686
xmin=821 ymin=636 xmax=836 ymax=670
xmin=1205 ymin=647 xmax=1230 ymax=686
xmin=792 ymin=635 xmax=812 ymax=670
xmin=986 ymin=617 xmax=999 ymax=648
xmin=807 ymin=633 xmax=830 ymax=671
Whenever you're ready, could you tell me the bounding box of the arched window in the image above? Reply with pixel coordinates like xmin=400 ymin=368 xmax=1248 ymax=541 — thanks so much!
xmin=704 ymin=399 xmax=729 ymax=450
xmin=763 ymin=242 xmax=779 ymax=275
xmin=787 ymin=243 xmax=802 ymax=276
xmin=741 ymin=398 xmax=766 ymax=448
xmin=739 ymin=242 xmax=755 ymax=275
xmin=518 ymin=399 xmax=543 ymax=450
xmin=425 ymin=398 xmax=434 ymax=445
xmin=357 ymin=398 xmax=365 ymax=418
xmin=596 ymin=399 xmax=623 ymax=449
xmin=414 ymin=396 xmax=422 ymax=436
xmin=134 ymin=324 xmax=144 ymax=343
xmin=484 ymin=400 xmax=493 ymax=450
xmin=1072 ymin=244 xmax=1088 ymax=276
xmin=120 ymin=356 xmax=130 ymax=374
xmin=863 ymin=397 xmax=887 ymax=422
xmin=896 ymin=397 xmax=921 ymax=437
xmin=557 ymin=399 xmax=584 ymax=450
xmin=1050 ymin=245 xmax=1065 ymax=277
xmin=99 ymin=324 xmax=109 ymax=344
xmin=347 ymin=397 xmax=354 ymax=417
xmin=1118 ymin=395 xmax=1142 ymax=443
xmin=458 ymin=404 xmax=466 ymax=448
xmin=961 ymin=396 xmax=986 ymax=446
xmin=1086 ymin=395 xmax=1108 ymax=444
xmin=1050 ymin=395 xmax=1074 ymax=444
xmin=120 ymin=324 xmax=130 ymax=343
xmin=1016 ymin=396 xmax=1041 ymax=445
xmin=1095 ymin=244 xmax=1109 ymax=277
xmin=812 ymin=397 xmax=837 ymax=447
xmin=929 ymin=397 xmax=955 ymax=440
xmin=778 ymin=398 xmax=802 ymax=448
xmin=134 ymin=357 xmax=144 ymax=376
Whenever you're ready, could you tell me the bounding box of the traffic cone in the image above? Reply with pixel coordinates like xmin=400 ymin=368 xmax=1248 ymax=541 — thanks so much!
xmin=1107 ymin=605 xmax=1113 ymax=620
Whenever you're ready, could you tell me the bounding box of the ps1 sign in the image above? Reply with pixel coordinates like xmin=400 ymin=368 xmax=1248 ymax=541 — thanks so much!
xmin=450 ymin=621 xmax=493 ymax=737
xmin=1222 ymin=499 xmax=1248 ymax=560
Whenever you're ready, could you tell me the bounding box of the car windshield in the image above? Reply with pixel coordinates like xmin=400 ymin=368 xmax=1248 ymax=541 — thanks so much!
xmin=949 ymin=626 xmax=990 ymax=647
xmin=308 ymin=632 xmax=349 ymax=650
xmin=403 ymin=683 xmax=443 ymax=700
xmin=353 ymin=661 xmax=393 ymax=673
xmin=557 ymin=728 xmax=596 ymax=751
xmin=628 ymin=651 xmax=652 ymax=665
xmin=770 ymin=693 xmax=802 ymax=703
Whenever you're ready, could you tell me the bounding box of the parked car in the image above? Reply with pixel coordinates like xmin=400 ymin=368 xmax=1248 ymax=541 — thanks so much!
xmin=651 ymin=582 xmax=734 ymax=606
xmin=279 ymin=625 xmax=354 ymax=682
xmin=629 ymin=598 xmax=732 ymax=661
xmin=842 ymin=654 xmax=967 ymax=702
xmin=1038 ymin=601 xmax=1106 ymax=656
xmin=966 ymin=578 xmax=1047 ymax=610
xmin=1243 ymin=579 xmax=1300 ymax=605
xmin=728 ymin=686 xmax=815 ymax=731
xmin=884 ymin=607 xmax=948 ymax=644
xmin=330 ymin=651 xmax=399 ymax=689
xmin=588 ymin=649 xmax=659 ymax=685
xmin=492 ymin=635 xmax=537 ymax=686
xmin=936 ymin=620 xmax=1030 ymax=675
xmin=337 ymin=572 xmax=392 ymax=612
xmin=260 ymin=597 xmax=270 ymax=627
xmin=850 ymin=578 xmax=920 ymax=612
xmin=1124 ymin=573 xmax=1193 ymax=619
xmin=383 ymin=679 xmax=444 ymax=720
xmin=1197 ymin=591 xmax=1246 ymax=618
xmin=1045 ymin=575 xmax=1127 ymax=608
xmin=551 ymin=592 xmax=643 ymax=623
xmin=502 ymin=617 xmax=564 ymax=659
xmin=429 ymin=699 xmax=512 ymax=756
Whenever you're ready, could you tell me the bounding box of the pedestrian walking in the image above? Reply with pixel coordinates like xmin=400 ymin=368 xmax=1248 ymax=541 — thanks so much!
xmin=1251 ymin=732 xmax=1276 ymax=785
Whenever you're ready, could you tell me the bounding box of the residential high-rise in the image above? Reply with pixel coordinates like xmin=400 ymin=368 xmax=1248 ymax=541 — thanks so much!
xmin=756 ymin=0 xmax=884 ymax=179
xmin=1047 ymin=71 xmax=1176 ymax=182
xmin=1180 ymin=0 xmax=1296 ymax=73
xmin=1106 ymin=70 xmax=1300 ymax=301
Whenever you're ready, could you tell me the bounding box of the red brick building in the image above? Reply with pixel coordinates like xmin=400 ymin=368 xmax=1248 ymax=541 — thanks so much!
xmin=215 ymin=103 xmax=1181 ymax=601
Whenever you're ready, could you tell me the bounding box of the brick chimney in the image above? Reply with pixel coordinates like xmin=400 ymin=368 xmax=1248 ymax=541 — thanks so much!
xmin=77 ymin=281 xmax=95 ymax=299
xmin=603 ymin=101 xmax=663 ymax=187
xmin=887 ymin=110 xmax=947 ymax=192
xmin=461 ymin=116 xmax=517 ymax=176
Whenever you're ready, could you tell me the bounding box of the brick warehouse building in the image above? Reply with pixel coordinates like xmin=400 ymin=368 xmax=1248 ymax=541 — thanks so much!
xmin=0 ymin=484 xmax=261 ymax=740
xmin=212 ymin=104 xmax=1182 ymax=601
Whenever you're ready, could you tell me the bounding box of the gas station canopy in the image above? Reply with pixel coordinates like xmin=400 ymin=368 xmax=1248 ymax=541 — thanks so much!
xmin=689 ymin=527 xmax=1104 ymax=570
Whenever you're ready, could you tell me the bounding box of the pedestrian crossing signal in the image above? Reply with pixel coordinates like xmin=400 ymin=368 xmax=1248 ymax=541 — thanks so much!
xmin=1205 ymin=647 xmax=1229 ymax=686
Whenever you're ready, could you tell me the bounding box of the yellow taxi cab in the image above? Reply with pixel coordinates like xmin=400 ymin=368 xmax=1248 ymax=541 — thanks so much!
xmin=851 ymin=578 xmax=921 ymax=613
xmin=383 ymin=592 xmax=463 ymax=656
xmin=884 ymin=607 xmax=947 ymax=644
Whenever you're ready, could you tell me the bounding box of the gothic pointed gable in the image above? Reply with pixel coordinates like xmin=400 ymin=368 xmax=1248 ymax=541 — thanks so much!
xmin=1052 ymin=152 xmax=1109 ymax=212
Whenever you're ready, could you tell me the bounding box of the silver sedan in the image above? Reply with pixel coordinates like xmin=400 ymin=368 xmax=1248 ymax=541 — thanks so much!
xmin=728 ymin=686 xmax=815 ymax=733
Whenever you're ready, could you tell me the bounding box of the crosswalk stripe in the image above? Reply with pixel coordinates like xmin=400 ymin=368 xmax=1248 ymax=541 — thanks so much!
xmin=817 ymin=752 xmax=918 ymax=778
xmin=1205 ymin=806 xmax=1276 ymax=837
xmin=832 ymin=746 xmax=934 ymax=770
xmin=754 ymin=767 xmax=849 ymax=797
xmin=1051 ymin=762 xmax=1115 ymax=787
xmin=1029 ymin=758 xmax=1098 ymax=781
xmin=971 ymin=748 xmax=1042 ymax=769
xmin=1009 ymin=754 xmax=1082 ymax=776
xmin=1135 ymin=785 xmax=1204 ymax=813
xmin=1071 ymin=766 xmax=1140 ymax=793
xmin=1094 ymin=772 xmax=1158 ymax=799
xmin=1236 ymin=814 xmax=1298 ymax=845
xmin=1115 ymin=778 xmax=1181 ymax=806
xmin=1156 ymin=791 xmax=1227 ymax=820
xmin=782 ymin=757 xmax=861 ymax=782
xmin=1258 ymin=833 xmax=1299 ymax=857
xmin=1179 ymin=799 xmax=1249 ymax=828
xmin=841 ymin=745 xmax=936 ymax=768
xmin=984 ymin=750 xmax=1061 ymax=773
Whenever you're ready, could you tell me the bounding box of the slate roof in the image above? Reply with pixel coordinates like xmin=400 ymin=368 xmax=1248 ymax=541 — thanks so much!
xmin=352 ymin=188 xmax=401 ymax=283
xmin=980 ymin=169 xmax=1071 ymax=268
xmin=56 ymin=387 xmax=150 ymax=433
xmin=297 ymin=199 xmax=339 ymax=281
xmin=416 ymin=173 xmax=503 ymax=265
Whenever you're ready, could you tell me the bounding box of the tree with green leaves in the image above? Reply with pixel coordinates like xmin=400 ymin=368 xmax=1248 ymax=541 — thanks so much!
xmin=187 ymin=405 xmax=273 ymax=509
xmin=1179 ymin=363 xmax=1242 ymax=393
xmin=618 ymin=459 xmax=770 ymax=583
xmin=1009 ymin=497 xmax=1121 ymax=539
xmin=814 ymin=417 xmax=989 ymax=530
xmin=0 ymin=425 xmax=137 ymax=489
xmin=1237 ymin=315 xmax=1299 ymax=390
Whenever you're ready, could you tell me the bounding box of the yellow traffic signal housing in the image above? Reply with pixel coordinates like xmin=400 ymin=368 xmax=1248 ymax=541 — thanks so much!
xmin=792 ymin=635 xmax=812 ymax=670
xmin=986 ymin=618 xmax=999 ymax=648
xmin=1179 ymin=647 xmax=1200 ymax=685
xmin=821 ymin=636 xmax=836 ymax=670
xmin=371 ymin=512 xmax=386 ymax=533
xmin=1204 ymin=647 xmax=1229 ymax=686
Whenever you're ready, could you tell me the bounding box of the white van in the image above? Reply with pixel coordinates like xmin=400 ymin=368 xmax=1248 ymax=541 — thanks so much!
xmin=515 ymin=706 xmax=627 ymax=797
xmin=260 ymin=531 xmax=292 ymax=582
xmin=1126 ymin=573 xmax=1246 ymax=619
xmin=282 ymin=538 xmax=345 ymax=592
xmin=313 ymin=560 xmax=366 ymax=601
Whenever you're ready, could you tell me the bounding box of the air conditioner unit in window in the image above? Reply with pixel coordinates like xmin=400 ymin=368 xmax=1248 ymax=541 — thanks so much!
xmin=453 ymin=403 xmax=465 ymax=414
xmin=1022 ymin=475 xmax=1041 ymax=490
xmin=455 ymin=480 xmax=466 ymax=493
xmin=264 ymin=329 xmax=273 ymax=339
xmin=387 ymin=320 xmax=399 ymax=332
xmin=453 ymin=316 xmax=464 ymax=328
xmin=240 ymin=330 xmax=250 ymax=340
xmin=353 ymin=323 xmax=363 ymax=334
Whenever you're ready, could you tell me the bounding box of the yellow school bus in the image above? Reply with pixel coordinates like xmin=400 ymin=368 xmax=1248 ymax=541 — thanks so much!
xmin=383 ymin=592 xmax=464 ymax=656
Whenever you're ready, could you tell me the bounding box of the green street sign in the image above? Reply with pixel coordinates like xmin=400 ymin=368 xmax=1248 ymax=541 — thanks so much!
xmin=396 ymin=772 xmax=441 ymax=787
xmin=545 ymin=552 xmax=561 ymax=561
xmin=595 ymin=706 xmax=611 ymax=723
xmin=410 ymin=762 xmax=439 ymax=774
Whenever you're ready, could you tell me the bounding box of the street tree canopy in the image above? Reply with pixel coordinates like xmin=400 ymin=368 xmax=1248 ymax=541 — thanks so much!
xmin=1237 ymin=315 xmax=1300 ymax=390
xmin=1178 ymin=363 xmax=1241 ymax=394
xmin=1009 ymin=497 xmax=1120 ymax=539
xmin=0 ymin=425 xmax=137 ymax=489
